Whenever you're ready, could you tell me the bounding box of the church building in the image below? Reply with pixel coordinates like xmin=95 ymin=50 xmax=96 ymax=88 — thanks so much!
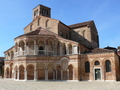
xmin=4 ymin=5 xmax=120 ymax=81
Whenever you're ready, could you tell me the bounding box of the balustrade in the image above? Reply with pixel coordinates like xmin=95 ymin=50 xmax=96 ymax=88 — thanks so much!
xmin=47 ymin=51 xmax=54 ymax=56
xmin=38 ymin=50 xmax=46 ymax=55
xmin=5 ymin=45 xmax=79 ymax=60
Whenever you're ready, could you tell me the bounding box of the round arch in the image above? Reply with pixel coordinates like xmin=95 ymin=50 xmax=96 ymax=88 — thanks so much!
xmin=60 ymin=58 xmax=69 ymax=80
xmin=27 ymin=40 xmax=35 ymax=55
xmin=56 ymin=65 xmax=61 ymax=80
xmin=47 ymin=64 xmax=54 ymax=80
xmin=27 ymin=64 xmax=34 ymax=80
xmin=6 ymin=67 xmax=9 ymax=78
xmin=94 ymin=61 xmax=100 ymax=65
xmin=10 ymin=63 xmax=13 ymax=78
xmin=68 ymin=64 xmax=73 ymax=80
xmin=37 ymin=63 xmax=45 ymax=80
xmin=91 ymin=58 xmax=101 ymax=65
xmin=46 ymin=38 xmax=55 ymax=45
xmin=14 ymin=66 xmax=18 ymax=79
xmin=19 ymin=65 xmax=25 ymax=80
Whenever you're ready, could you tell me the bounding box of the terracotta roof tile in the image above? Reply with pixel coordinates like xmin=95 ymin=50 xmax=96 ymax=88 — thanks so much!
xmin=16 ymin=27 xmax=61 ymax=38
xmin=92 ymin=48 xmax=113 ymax=53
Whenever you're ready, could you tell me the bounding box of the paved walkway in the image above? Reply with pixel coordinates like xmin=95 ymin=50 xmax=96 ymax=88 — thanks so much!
xmin=0 ymin=79 xmax=120 ymax=90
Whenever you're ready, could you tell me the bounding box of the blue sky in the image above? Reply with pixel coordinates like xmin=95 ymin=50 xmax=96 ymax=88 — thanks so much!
xmin=0 ymin=0 xmax=120 ymax=56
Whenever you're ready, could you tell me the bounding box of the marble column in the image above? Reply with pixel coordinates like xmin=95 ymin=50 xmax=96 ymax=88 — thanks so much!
xmin=24 ymin=45 xmax=27 ymax=55
xmin=45 ymin=70 xmax=48 ymax=80
xmin=56 ymin=70 xmax=57 ymax=80
xmin=17 ymin=47 xmax=20 ymax=56
xmin=73 ymin=69 xmax=75 ymax=80
xmin=73 ymin=45 xmax=78 ymax=54
xmin=24 ymin=70 xmax=27 ymax=80
xmin=61 ymin=70 xmax=63 ymax=80
xmin=34 ymin=45 xmax=38 ymax=55
xmin=45 ymin=45 xmax=48 ymax=55
xmin=60 ymin=47 xmax=63 ymax=55
xmin=54 ymin=46 xmax=57 ymax=56
xmin=66 ymin=46 xmax=69 ymax=55
xmin=67 ymin=69 xmax=69 ymax=80
xmin=17 ymin=70 xmax=19 ymax=80
xmin=34 ymin=70 xmax=37 ymax=81
xmin=53 ymin=71 xmax=55 ymax=80
xmin=14 ymin=70 xmax=16 ymax=80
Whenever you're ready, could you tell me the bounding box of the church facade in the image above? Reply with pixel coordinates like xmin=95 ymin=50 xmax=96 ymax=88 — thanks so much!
xmin=4 ymin=5 xmax=120 ymax=81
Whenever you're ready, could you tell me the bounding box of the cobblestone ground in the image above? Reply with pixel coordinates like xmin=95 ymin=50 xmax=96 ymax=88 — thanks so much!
xmin=1 ymin=79 xmax=120 ymax=90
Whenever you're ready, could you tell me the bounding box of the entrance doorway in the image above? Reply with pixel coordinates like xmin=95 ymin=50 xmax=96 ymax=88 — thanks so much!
xmin=94 ymin=69 xmax=101 ymax=80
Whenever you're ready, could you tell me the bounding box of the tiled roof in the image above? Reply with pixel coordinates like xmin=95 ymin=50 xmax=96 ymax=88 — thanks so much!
xmin=92 ymin=48 xmax=113 ymax=53
xmin=69 ymin=20 xmax=93 ymax=29
xmin=15 ymin=27 xmax=79 ymax=45
xmin=104 ymin=46 xmax=116 ymax=49
xmin=16 ymin=27 xmax=61 ymax=38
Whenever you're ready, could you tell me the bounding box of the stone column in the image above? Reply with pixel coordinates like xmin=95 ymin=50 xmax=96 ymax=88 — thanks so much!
xmin=4 ymin=71 xmax=6 ymax=78
xmin=67 ymin=69 xmax=69 ymax=80
xmin=56 ymin=70 xmax=57 ymax=80
xmin=36 ymin=70 xmax=38 ymax=80
xmin=73 ymin=69 xmax=74 ymax=80
xmin=17 ymin=47 xmax=20 ymax=56
xmin=45 ymin=70 xmax=48 ymax=80
xmin=73 ymin=45 xmax=78 ymax=54
xmin=24 ymin=45 xmax=27 ymax=55
xmin=45 ymin=45 xmax=48 ymax=55
xmin=26 ymin=45 xmax=29 ymax=55
xmin=8 ymin=69 xmax=10 ymax=78
xmin=61 ymin=70 xmax=63 ymax=80
xmin=17 ymin=70 xmax=19 ymax=80
xmin=53 ymin=71 xmax=55 ymax=80
xmin=14 ymin=70 xmax=16 ymax=80
xmin=34 ymin=70 xmax=37 ymax=81
xmin=34 ymin=45 xmax=38 ymax=55
xmin=60 ymin=47 xmax=63 ymax=55
xmin=12 ymin=70 xmax=14 ymax=79
xmin=54 ymin=46 xmax=57 ymax=56
xmin=24 ymin=70 xmax=27 ymax=81
xmin=66 ymin=46 xmax=69 ymax=55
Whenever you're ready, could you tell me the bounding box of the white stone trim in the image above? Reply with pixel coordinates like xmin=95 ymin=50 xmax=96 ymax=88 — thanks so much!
xmin=60 ymin=57 xmax=69 ymax=62
xmin=93 ymin=67 xmax=102 ymax=81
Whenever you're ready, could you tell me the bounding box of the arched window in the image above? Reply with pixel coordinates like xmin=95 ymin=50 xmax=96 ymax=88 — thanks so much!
xmin=39 ymin=46 xmax=44 ymax=55
xmin=39 ymin=46 xmax=44 ymax=50
xmin=94 ymin=61 xmax=100 ymax=65
xmin=85 ymin=61 xmax=90 ymax=73
xmin=105 ymin=60 xmax=111 ymax=72
xmin=63 ymin=44 xmax=66 ymax=55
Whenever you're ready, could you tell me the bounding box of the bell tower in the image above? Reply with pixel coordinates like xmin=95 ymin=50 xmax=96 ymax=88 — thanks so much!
xmin=33 ymin=4 xmax=51 ymax=20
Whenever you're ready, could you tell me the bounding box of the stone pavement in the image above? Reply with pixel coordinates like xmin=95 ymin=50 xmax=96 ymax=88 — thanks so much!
xmin=0 ymin=79 xmax=120 ymax=90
